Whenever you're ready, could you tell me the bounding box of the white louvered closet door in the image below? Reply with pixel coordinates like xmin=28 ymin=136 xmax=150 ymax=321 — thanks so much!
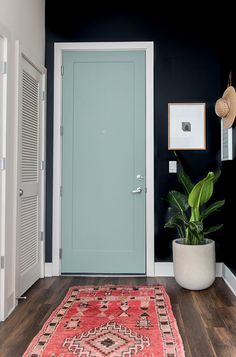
xmin=16 ymin=57 xmax=42 ymax=298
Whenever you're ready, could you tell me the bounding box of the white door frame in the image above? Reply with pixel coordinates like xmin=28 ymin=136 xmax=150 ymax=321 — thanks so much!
xmin=53 ymin=42 xmax=154 ymax=276
xmin=15 ymin=41 xmax=47 ymax=296
xmin=0 ymin=25 xmax=9 ymax=321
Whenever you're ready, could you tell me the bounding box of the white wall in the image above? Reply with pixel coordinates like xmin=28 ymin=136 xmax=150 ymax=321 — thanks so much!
xmin=0 ymin=0 xmax=45 ymax=320
xmin=0 ymin=0 xmax=45 ymax=63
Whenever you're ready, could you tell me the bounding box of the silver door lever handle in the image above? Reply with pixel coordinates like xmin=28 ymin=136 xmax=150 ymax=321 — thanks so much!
xmin=132 ymin=187 xmax=142 ymax=194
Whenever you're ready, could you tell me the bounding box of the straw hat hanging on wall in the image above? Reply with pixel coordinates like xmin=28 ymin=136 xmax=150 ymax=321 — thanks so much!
xmin=215 ymin=72 xmax=236 ymax=129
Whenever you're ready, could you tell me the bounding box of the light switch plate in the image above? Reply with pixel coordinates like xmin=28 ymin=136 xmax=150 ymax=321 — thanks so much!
xmin=169 ymin=161 xmax=177 ymax=173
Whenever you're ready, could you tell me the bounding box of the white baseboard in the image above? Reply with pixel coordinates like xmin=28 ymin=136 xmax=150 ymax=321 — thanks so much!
xmin=222 ymin=264 xmax=236 ymax=296
xmin=45 ymin=263 xmax=53 ymax=277
xmin=216 ymin=263 xmax=223 ymax=277
xmin=154 ymin=262 xmax=223 ymax=277
xmin=44 ymin=261 xmax=235 ymax=296
xmin=154 ymin=263 xmax=174 ymax=276
xmin=155 ymin=262 xmax=236 ymax=296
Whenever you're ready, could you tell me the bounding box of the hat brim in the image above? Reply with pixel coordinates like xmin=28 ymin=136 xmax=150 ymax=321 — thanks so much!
xmin=222 ymin=86 xmax=236 ymax=129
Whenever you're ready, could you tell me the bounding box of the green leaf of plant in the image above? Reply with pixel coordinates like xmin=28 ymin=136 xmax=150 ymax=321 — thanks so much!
xmin=166 ymin=207 xmax=180 ymax=222
xmin=164 ymin=220 xmax=179 ymax=229
xmin=213 ymin=170 xmax=221 ymax=184
xmin=201 ymin=200 xmax=225 ymax=220
xmin=174 ymin=151 xmax=194 ymax=194
xmin=188 ymin=172 xmax=215 ymax=209
xmin=164 ymin=222 xmax=177 ymax=229
xmin=167 ymin=206 xmax=179 ymax=216
xmin=164 ymin=217 xmax=182 ymax=230
xmin=204 ymin=224 xmax=223 ymax=235
xmin=164 ymin=215 xmax=185 ymax=238
xmin=188 ymin=226 xmax=204 ymax=244
xmin=165 ymin=212 xmax=187 ymax=226
xmin=189 ymin=221 xmax=203 ymax=233
xmin=166 ymin=191 xmax=189 ymax=213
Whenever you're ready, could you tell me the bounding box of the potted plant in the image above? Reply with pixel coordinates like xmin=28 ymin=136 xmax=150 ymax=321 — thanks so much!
xmin=165 ymin=156 xmax=225 ymax=290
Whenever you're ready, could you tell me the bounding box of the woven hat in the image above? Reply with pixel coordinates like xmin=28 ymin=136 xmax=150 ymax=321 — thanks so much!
xmin=215 ymin=86 xmax=236 ymax=129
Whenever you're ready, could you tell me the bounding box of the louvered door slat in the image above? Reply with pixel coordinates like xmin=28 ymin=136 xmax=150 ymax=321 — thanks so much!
xmin=22 ymin=107 xmax=39 ymax=121
xmin=21 ymin=70 xmax=39 ymax=184
xmin=20 ymin=196 xmax=38 ymax=273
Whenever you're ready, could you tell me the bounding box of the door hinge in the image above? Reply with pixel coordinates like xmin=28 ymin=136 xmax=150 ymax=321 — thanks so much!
xmin=40 ymin=160 xmax=45 ymax=171
xmin=0 ymin=61 xmax=7 ymax=75
xmin=61 ymin=65 xmax=64 ymax=76
xmin=60 ymin=186 xmax=63 ymax=197
xmin=41 ymin=90 xmax=46 ymax=101
xmin=1 ymin=256 xmax=4 ymax=269
xmin=60 ymin=125 xmax=63 ymax=136
xmin=40 ymin=232 xmax=44 ymax=241
xmin=59 ymin=248 xmax=62 ymax=259
xmin=0 ymin=157 xmax=6 ymax=171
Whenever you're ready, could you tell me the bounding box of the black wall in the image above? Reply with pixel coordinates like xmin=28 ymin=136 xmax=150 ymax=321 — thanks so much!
xmin=45 ymin=1 xmax=236 ymax=271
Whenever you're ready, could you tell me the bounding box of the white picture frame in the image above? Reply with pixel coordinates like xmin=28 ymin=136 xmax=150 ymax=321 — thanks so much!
xmin=168 ymin=103 xmax=206 ymax=150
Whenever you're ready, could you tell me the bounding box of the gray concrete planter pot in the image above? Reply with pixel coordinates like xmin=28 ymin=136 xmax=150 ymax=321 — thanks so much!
xmin=173 ymin=238 xmax=216 ymax=290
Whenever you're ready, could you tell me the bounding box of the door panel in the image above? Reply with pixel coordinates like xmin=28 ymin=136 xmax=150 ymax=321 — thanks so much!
xmin=61 ymin=51 xmax=146 ymax=274
xmin=16 ymin=57 xmax=42 ymax=297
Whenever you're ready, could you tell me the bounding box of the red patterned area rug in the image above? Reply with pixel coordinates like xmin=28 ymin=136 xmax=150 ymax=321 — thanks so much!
xmin=23 ymin=285 xmax=185 ymax=357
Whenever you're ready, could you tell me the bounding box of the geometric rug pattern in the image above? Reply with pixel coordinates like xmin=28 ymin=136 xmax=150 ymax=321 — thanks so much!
xmin=23 ymin=285 xmax=185 ymax=356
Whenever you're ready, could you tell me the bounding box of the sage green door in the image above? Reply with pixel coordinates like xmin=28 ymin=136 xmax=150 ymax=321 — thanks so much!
xmin=61 ymin=50 xmax=146 ymax=274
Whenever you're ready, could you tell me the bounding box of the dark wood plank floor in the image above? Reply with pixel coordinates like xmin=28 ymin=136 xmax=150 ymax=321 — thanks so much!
xmin=0 ymin=277 xmax=236 ymax=357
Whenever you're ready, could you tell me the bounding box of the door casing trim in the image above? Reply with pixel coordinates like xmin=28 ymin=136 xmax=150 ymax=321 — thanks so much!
xmin=53 ymin=42 xmax=154 ymax=276
xmin=0 ymin=24 xmax=9 ymax=321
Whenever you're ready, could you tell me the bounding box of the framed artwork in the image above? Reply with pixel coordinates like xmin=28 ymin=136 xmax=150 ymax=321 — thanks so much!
xmin=168 ymin=103 xmax=206 ymax=150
